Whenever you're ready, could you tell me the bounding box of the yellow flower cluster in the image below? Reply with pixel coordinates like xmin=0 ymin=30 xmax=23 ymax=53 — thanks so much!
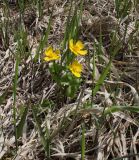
xmin=69 ymin=39 xmax=87 ymax=56
xmin=68 ymin=60 xmax=82 ymax=78
xmin=44 ymin=39 xmax=87 ymax=77
xmin=44 ymin=46 xmax=60 ymax=61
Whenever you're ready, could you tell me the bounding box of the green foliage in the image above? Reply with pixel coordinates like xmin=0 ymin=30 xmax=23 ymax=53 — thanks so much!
xmin=13 ymin=51 xmax=20 ymax=150
xmin=32 ymin=105 xmax=50 ymax=158
xmin=41 ymin=99 xmax=55 ymax=109
xmin=104 ymin=105 xmax=139 ymax=115
xmin=34 ymin=11 xmax=53 ymax=62
xmin=14 ymin=26 xmax=29 ymax=59
xmin=81 ymin=124 xmax=85 ymax=160
xmin=45 ymin=1 xmax=84 ymax=98
xmin=16 ymin=106 xmax=28 ymax=139
xmin=0 ymin=1 xmax=10 ymax=49
xmin=115 ymin=0 xmax=132 ymax=19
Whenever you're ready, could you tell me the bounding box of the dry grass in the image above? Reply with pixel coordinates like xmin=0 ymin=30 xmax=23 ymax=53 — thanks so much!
xmin=0 ymin=0 xmax=139 ymax=159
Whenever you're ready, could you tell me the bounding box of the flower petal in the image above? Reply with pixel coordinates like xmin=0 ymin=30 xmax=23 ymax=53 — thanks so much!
xmin=73 ymin=61 xmax=82 ymax=70
xmin=69 ymin=39 xmax=78 ymax=55
xmin=44 ymin=46 xmax=61 ymax=62
xmin=44 ymin=57 xmax=52 ymax=61
xmin=69 ymin=60 xmax=82 ymax=77
xmin=78 ymin=49 xmax=87 ymax=55
xmin=76 ymin=40 xmax=84 ymax=49
xmin=72 ymin=70 xmax=81 ymax=77
xmin=69 ymin=39 xmax=87 ymax=56
xmin=44 ymin=46 xmax=53 ymax=56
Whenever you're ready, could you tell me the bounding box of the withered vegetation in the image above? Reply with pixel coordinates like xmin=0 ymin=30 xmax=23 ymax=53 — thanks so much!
xmin=0 ymin=0 xmax=139 ymax=159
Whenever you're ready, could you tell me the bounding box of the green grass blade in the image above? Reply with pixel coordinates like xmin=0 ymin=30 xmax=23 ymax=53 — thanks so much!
xmin=61 ymin=0 xmax=83 ymax=64
xmin=34 ymin=9 xmax=53 ymax=62
xmin=13 ymin=54 xmax=20 ymax=150
xmin=81 ymin=124 xmax=85 ymax=160
xmin=17 ymin=0 xmax=25 ymax=14
xmin=36 ymin=0 xmax=43 ymax=18
xmin=69 ymin=0 xmax=83 ymax=39
xmin=115 ymin=0 xmax=132 ymax=19
xmin=93 ymin=59 xmax=112 ymax=96
xmin=104 ymin=106 xmax=139 ymax=115
xmin=32 ymin=105 xmax=50 ymax=158
xmin=70 ymin=6 xmax=78 ymax=38
xmin=92 ymin=31 xmax=122 ymax=96
xmin=62 ymin=1 xmax=72 ymax=50
xmin=78 ymin=0 xmax=84 ymax=22
xmin=0 ymin=1 xmax=10 ymax=49
xmin=75 ymin=0 xmax=84 ymax=39
xmin=16 ymin=107 xmax=28 ymax=139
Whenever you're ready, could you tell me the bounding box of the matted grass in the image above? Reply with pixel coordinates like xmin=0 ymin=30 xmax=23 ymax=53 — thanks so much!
xmin=0 ymin=0 xmax=139 ymax=159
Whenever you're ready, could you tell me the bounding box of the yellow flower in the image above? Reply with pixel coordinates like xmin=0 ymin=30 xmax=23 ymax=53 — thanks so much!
xmin=69 ymin=60 xmax=82 ymax=77
xmin=69 ymin=39 xmax=87 ymax=56
xmin=44 ymin=46 xmax=60 ymax=61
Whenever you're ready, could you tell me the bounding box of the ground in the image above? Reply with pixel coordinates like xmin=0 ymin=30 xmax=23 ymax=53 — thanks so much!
xmin=0 ymin=0 xmax=139 ymax=160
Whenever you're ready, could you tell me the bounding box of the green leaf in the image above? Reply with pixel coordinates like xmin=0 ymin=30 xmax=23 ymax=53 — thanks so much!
xmin=66 ymin=85 xmax=79 ymax=98
xmin=104 ymin=106 xmax=139 ymax=115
